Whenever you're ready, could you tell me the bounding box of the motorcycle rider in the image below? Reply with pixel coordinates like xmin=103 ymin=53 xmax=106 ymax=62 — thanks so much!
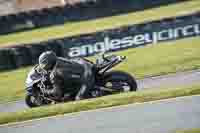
xmin=38 ymin=51 xmax=95 ymax=101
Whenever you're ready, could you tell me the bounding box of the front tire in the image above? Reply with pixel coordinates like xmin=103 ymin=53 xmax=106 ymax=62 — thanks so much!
xmin=102 ymin=71 xmax=137 ymax=94
xmin=25 ymin=93 xmax=39 ymax=108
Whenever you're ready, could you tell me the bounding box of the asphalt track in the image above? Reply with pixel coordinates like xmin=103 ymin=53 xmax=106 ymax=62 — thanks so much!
xmin=1 ymin=95 xmax=200 ymax=133
xmin=1 ymin=69 xmax=200 ymax=113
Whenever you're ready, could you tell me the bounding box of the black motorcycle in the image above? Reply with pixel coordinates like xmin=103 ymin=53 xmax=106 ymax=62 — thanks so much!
xmin=25 ymin=53 xmax=137 ymax=108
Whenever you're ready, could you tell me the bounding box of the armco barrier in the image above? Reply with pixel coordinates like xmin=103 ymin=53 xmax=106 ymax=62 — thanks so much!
xmin=0 ymin=11 xmax=200 ymax=71
xmin=11 ymin=46 xmax=32 ymax=67
xmin=0 ymin=49 xmax=16 ymax=70
xmin=0 ymin=0 xmax=188 ymax=35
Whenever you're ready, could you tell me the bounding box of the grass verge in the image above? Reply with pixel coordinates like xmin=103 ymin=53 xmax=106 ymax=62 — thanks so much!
xmin=175 ymin=129 xmax=200 ymax=133
xmin=0 ymin=0 xmax=199 ymax=46
xmin=0 ymin=84 xmax=200 ymax=125
xmin=1 ymin=37 xmax=200 ymax=103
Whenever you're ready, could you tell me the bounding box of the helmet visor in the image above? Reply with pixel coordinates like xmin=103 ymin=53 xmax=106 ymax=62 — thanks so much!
xmin=39 ymin=63 xmax=47 ymax=70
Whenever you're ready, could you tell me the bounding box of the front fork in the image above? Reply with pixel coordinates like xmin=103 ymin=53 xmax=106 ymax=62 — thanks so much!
xmin=26 ymin=87 xmax=55 ymax=105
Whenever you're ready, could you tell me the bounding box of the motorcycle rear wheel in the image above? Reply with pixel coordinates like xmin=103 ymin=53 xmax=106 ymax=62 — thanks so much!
xmin=102 ymin=71 xmax=137 ymax=95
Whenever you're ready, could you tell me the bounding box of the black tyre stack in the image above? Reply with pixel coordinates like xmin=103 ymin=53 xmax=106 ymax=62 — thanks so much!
xmin=0 ymin=40 xmax=65 ymax=71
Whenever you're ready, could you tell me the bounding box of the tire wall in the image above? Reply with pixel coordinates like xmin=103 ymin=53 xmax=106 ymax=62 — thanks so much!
xmin=0 ymin=12 xmax=200 ymax=71
xmin=0 ymin=0 xmax=188 ymax=34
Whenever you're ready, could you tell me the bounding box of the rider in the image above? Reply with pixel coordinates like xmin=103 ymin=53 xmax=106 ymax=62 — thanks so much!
xmin=38 ymin=51 xmax=95 ymax=101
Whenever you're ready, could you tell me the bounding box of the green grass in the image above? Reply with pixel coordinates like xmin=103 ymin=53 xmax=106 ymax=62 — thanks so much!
xmin=1 ymin=36 xmax=200 ymax=103
xmin=175 ymin=129 xmax=200 ymax=133
xmin=0 ymin=0 xmax=199 ymax=47
xmin=0 ymin=84 xmax=200 ymax=125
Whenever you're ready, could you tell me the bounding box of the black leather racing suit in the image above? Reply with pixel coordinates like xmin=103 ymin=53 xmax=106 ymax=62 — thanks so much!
xmin=46 ymin=57 xmax=94 ymax=101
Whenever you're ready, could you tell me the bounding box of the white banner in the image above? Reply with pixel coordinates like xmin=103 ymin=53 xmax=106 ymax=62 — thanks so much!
xmin=68 ymin=23 xmax=200 ymax=57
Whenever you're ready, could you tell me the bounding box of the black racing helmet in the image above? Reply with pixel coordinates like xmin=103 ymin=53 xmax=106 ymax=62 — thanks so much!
xmin=39 ymin=51 xmax=57 ymax=71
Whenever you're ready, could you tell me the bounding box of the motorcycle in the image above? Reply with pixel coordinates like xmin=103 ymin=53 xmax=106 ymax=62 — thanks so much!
xmin=25 ymin=53 xmax=137 ymax=108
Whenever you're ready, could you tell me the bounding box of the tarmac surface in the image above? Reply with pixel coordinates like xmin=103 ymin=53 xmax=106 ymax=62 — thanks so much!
xmin=1 ymin=95 xmax=200 ymax=133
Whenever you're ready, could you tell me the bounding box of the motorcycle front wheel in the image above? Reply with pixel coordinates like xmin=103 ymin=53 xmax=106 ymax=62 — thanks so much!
xmin=25 ymin=93 xmax=50 ymax=108
xmin=25 ymin=93 xmax=40 ymax=108
xmin=102 ymin=71 xmax=137 ymax=95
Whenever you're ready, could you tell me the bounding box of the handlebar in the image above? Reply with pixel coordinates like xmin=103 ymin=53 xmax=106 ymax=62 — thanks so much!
xmin=120 ymin=56 xmax=126 ymax=60
xmin=105 ymin=55 xmax=126 ymax=62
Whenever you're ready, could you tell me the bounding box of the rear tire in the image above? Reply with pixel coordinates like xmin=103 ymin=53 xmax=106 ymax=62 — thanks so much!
xmin=102 ymin=71 xmax=137 ymax=95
